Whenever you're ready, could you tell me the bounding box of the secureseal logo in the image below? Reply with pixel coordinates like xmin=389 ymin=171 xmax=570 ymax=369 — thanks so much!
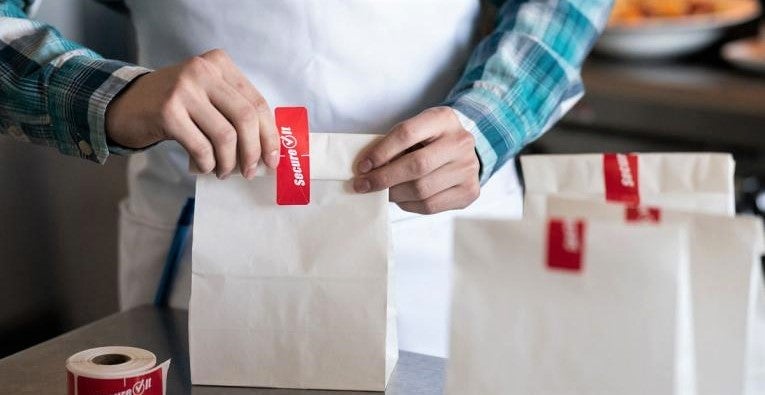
xmin=280 ymin=132 xmax=297 ymax=149
xmin=275 ymin=107 xmax=310 ymax=205
xmin=112 ymin=377 xmax=152 ymax=395
xmin=616 ymin=153 xmax=636 ymax=188
xmin=280 ymin=126 xmax=306 ymax=187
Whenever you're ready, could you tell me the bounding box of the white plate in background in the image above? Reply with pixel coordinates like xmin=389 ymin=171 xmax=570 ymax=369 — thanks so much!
xmin=596 ymin=0 xmax=761 ymax=60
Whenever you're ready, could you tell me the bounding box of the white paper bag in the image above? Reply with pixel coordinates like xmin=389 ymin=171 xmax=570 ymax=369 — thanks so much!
xmin=546 ymin=196 xmax=765 ymax=395
xmin=520 ymin=153 xmax=735 ymax=217
xmin=189 ymin=133 xmax=397 ymax=391
xmin=447 ymin=218 xmax=694 ymax=395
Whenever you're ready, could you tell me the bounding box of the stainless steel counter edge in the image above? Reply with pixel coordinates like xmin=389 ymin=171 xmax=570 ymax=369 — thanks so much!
xmin=0 ymin=306 xmax=445 ymax=395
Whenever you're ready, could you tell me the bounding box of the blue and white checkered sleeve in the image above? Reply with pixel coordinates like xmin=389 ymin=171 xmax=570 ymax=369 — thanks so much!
xmin=0 ymin=0 xmax=150 ymax=163
xmin=444 ymin=0 xmax=613 ymax=184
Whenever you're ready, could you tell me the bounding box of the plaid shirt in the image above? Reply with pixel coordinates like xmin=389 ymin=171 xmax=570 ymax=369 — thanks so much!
xmin=0 ymin=0 xmax=611 ymax=182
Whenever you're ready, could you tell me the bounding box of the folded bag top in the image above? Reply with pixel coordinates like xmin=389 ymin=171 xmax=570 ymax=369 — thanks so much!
xmin=521 ymin=152 xmax=734 ymax=194
xmin=520 ymin=152 xmax=736 ymax=216
xmin=251 ymin=132 xmax=383 ymax=181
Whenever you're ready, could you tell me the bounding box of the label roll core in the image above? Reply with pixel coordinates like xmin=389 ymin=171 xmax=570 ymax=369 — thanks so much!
xmin=66 ymin=346 xmax=170 ymax=395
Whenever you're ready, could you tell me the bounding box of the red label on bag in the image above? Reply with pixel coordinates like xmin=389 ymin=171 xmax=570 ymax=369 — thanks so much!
xmin=67 ymin=361 xmax=168 ymax=395
xmin=275 ymin=107 xmax=310 ymax=205
xmin=546 ymin=219 xmax=585 ymax=272
xmin=603 ymin=153 xmax=640 ymax=205
xmin=625 ymin=205 xmax=662 ymax=223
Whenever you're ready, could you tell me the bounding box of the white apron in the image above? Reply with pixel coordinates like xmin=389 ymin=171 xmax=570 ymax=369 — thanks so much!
xmin=119 ymin=0 xmax=522 ymax=357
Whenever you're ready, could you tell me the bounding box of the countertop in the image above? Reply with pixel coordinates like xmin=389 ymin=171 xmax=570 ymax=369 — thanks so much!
xmin=0 ymin=306 xmax=445 ymax=395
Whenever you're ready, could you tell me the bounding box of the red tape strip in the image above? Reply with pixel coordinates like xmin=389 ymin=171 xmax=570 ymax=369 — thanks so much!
xmin=625 ymin=205 xmax=662 ymax=223
xmin=603 ymin=153 xmax=640 ymax=205
xmin=546 ymin=219 xmax=585 ymax=272
xmin=68 ymin=361 xmax=169 ymax=395
xmin=275 ymin=107 xmax=310 ymax=205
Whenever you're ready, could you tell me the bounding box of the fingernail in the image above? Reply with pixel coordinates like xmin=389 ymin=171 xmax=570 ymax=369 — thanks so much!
xmin=358 ymin=159 xmax=373 ymax=174
xmin=354 ymin=178 xmax=371 ymax=193
xmin=220 ymin=173 xmax=229 ymax=180
xmin=266 ymin=149 xmax=280 ymax=169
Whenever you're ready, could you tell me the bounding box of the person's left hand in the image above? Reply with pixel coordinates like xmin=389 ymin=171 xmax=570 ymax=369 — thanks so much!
xmin=353 ymin=106 xmax=481 ymax=214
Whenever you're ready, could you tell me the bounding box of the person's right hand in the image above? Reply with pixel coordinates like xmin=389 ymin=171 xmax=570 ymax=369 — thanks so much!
xmin=105 ymin=49 xmax=279 ymax=180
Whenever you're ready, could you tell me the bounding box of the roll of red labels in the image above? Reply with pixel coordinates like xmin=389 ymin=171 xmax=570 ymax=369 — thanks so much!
xmin=66 ymin=346 xmax=170 ymax=395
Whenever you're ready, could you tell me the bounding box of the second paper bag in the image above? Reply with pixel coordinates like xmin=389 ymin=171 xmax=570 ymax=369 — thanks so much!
xmin=190 ymin=133 xmax=397 ymax=391
xmin=447 ymin=218 xmax=694 ymax=395
xmin=520 ymin=153 xmax=735 ymax=217
xmin=546 ymin=197 xmax=765 ymax=395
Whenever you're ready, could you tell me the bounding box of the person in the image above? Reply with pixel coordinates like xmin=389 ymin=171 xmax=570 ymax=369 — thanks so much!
xmin=0 ymin=0 xmax=612 ymax=356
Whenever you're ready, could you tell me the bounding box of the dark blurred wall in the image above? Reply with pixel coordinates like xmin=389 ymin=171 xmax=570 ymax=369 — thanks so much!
xmin=0 ymin=0 xmax=135 ymax=357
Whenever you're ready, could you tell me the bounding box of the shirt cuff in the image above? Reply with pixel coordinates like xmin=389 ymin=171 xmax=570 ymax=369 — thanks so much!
xmin=446 ymin=93 xmax=511 ymax=186
xmin=47 ymin=55 xmax=151 ymax=163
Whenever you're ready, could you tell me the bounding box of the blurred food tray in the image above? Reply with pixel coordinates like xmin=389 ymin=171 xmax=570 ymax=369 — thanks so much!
xmin=554 ymin=58 xmax=765 ymax=177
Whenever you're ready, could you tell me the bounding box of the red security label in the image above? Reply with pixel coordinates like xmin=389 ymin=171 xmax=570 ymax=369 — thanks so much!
xmin=275 ymin=107 xmax=310 ymax=205
xmin=68 ymin=360 xmax=169 ymax=395
xmin=625 ymin=205 xmax=662 ymax=223
xmin=603 ymin=153 xmax=640 ymax=205
xmin=546 ymin=219 xmax=585 ymax=272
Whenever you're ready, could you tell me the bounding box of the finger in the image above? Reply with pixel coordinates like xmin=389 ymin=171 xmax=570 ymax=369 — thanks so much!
xmin=164 ymin=109 xmax=216 ymax=174
xmin=187 ymin=96 xmax=239 ymax=179
xmin=206 ymin=81 xmax=259 ymax=179
xmin=235 ymin=111 xmax=279 ymax=178
xmin=354 ymin=134 xmax=460 ymax=193
xmin=357 ymin=109 xmax=448 ymax=174
xmin=397 ymin=182 xmax=480 ymax=215
xmin=258 ymin=108 xmax=280 ymax=170
xmin=389 ymin=161 xmax=467 ymax=203
xmin=201 ymin=49 xmax=279 ymax=171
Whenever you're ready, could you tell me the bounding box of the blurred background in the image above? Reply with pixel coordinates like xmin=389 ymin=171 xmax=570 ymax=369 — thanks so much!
xmin=528 ymin=0 xmax=765 ymax=217
xmin=1 ymin=0 xmax=765 ymax=358
xmin=0 ymin=0 xmax=135 ymax=357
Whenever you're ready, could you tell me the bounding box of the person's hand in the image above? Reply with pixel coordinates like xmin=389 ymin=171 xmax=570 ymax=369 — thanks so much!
xmin=353 ymin=106 xmax=481 ymax=214
xmin=105 ymin=49 xmax=279 ymax=180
